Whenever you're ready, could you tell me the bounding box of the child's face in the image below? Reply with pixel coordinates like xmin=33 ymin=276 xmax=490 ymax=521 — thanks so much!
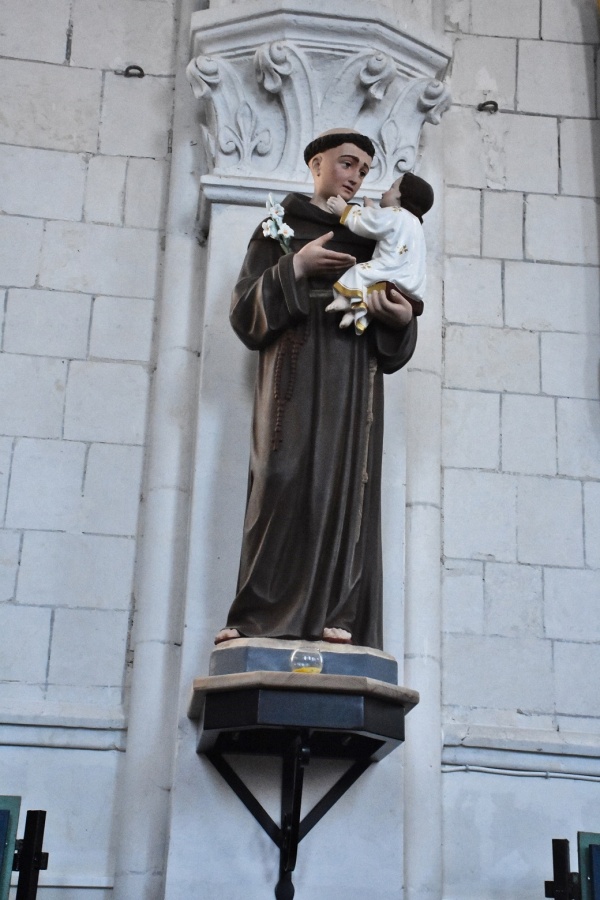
xmin=380 ymin=176 xmax=403 ymax=208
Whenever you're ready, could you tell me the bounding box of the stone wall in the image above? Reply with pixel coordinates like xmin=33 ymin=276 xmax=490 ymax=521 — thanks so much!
xmin=1 ymin=0 xmax=599 ymax=897
xmin=0 ymin=0 xmax=177 ymax=895
xmin=441 ymin=1 xmax=600 ymax=897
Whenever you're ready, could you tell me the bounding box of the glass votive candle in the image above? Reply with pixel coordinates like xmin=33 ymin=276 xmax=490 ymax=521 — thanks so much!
xmin=290 ymin=647 xmax=323 ymax=674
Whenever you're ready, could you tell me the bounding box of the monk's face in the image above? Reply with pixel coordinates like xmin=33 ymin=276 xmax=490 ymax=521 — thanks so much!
xmin=310 ymin=143 xmax=372 ymax=204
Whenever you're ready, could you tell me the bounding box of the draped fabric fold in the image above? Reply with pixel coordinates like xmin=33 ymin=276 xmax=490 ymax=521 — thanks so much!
xmin=226 ymin=193 xmax=417 ymax=649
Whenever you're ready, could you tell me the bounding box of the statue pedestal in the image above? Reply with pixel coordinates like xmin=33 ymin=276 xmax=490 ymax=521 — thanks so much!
xmin=188 ymin=640 xmax=418 ymax=899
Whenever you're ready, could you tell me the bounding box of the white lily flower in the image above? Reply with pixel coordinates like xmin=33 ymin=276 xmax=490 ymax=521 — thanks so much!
xmin=278 ymin=223 xmax=294 ymax=239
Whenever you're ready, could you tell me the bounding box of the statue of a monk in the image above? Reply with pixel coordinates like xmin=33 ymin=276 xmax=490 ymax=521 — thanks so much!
xmin=215 ymin=129 xmax=418 ymax=649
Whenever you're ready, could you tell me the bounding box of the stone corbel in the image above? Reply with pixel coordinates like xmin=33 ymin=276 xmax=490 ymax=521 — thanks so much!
xmin=187 ymin=0 xmax=452 ymax=220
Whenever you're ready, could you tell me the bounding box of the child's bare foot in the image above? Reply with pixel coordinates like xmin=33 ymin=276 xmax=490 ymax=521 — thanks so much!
xmin=322 ymin=627 xmax=352 ymax=644
xmin=214 ymin=628 xmax=242 ymax=644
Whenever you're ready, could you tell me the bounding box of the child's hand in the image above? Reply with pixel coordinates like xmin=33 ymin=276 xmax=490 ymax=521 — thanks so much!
xmin=363 ymin=197 xmax=375 ymax=208
xmin=326 ymin=195 xmax=348 ymax=217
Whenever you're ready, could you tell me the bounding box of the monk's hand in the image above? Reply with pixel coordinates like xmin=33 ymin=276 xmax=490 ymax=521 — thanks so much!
xmin=326 ymin=195 xmax=347 ymax=217
xmin=367 ymin=288 xmax=413 ymax=329
xmin=293 ymin=232 xmax=356 ymax=280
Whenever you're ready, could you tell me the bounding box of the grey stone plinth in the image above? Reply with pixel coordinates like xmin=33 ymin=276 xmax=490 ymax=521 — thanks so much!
xmin=208 ymin=637 xmax=399 ymax=684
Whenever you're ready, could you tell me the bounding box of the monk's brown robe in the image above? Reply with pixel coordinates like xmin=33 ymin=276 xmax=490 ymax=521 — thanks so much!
xmin=226 ymin=192 xmax=417 ymax=649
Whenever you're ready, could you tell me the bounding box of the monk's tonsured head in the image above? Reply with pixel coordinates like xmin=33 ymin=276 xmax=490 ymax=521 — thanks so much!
xmin=305 ymin=128 xmax=375 ymax=207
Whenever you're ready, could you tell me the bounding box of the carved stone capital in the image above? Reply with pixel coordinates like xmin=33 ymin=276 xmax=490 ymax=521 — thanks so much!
xmin=187 ymin=0 xmax=452 ymax=197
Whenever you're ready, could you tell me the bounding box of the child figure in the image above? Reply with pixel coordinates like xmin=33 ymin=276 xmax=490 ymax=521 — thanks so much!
xmin=326 ymin=172 xmax=434 ymax=334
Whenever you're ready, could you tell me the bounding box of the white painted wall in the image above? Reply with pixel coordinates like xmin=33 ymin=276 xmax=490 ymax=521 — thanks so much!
xmin=0 ymin=0 xmax=598 ymax=897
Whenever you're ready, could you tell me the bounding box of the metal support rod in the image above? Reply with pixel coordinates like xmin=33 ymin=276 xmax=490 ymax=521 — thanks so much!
xmin=206 ymin=735 xmax=378 ymax=900
xmin=545 ymin=839 xmax=580 ymax=900
xmin=206 ymin=751 xmax=281 ymax=846
xmin=14 ymin=811 xmax=48 ymax=900
xmin=275 ymin=736 xmax=310 ymax=900
xmin=299 ymin=758 xmax=371 ymax=841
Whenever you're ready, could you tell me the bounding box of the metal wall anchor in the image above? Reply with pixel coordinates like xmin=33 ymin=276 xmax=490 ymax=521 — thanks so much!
xmin=122 ymin=65 xmax=145 ymax=78
xmin=477 ymin=100 xmax=499 ymax=112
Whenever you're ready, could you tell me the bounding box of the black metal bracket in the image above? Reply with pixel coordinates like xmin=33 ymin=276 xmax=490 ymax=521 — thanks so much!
xmin=206 ymin=733 xmax=371 ymax=900
xmin=12 ymin=810 xmax=49 ymax=900
xmin=190 ymin=672 xmax=418 ymax=899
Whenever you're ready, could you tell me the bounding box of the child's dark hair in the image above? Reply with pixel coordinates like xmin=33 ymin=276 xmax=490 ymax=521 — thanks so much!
xmin=399 ymin=173 xmax=434 ymax=222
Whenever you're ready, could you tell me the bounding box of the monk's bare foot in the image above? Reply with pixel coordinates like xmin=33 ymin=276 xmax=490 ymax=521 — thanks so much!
xmin=214 ymin=628 xmax=242 ymax=645
xmin=322 ymin=627 xmax=352 ymax=644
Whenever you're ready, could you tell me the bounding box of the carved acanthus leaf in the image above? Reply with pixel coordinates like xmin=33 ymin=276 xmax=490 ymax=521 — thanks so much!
xmin=186 ymin=54 xmax=272 ymax=172
xmin=418 ymin=79 xmax=452 ymax=125
xmin=359 ymin=51 xmax=397 ymax=102
xmin=254 ymin=41 xmax=314 ymax=178
xmin=220 ymin=101 xmax=272 ymax=163
xmin=187 ymin=35 xmax=451 ymax=184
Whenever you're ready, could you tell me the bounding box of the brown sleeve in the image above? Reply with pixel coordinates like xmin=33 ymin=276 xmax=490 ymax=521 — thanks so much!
xmin=230 ymin=241 xmax=310 ymax=351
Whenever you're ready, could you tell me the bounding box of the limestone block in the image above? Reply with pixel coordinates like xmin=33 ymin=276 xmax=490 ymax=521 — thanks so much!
xmin=443 ymin=773 xmax=600 ymax=900
xmin=444 ymin=187 xmax=481 ymax=256
xmin=444 ymin=257 xmax=502 ymax=325
xmin=526 ymin=196 xmax=600 ymax=266
xmin=492 ymin=114 xmax=559 ymax=194
xmin=443 ymin=108 xmax=487 ymax=188
xmin=542 ymin=0 xmax=600 ymax=43
xmin=39 ymin=221 xmax=160 ymax=298
xmin=0 ymin=60 xmax=101 ymax=152
xmin=542 ymin=332 xmax=600 ymax=400
xmin=84 ymin=155 xmax=127 ymax=225
xmin=0 ymin=438 xmax=13 ymax=522
xmin=445 ymin=0 xmax=470 ymax=32
xmin=4 ymin=289 xmax=91 ymax=359
xmin=482 ymin=191 xmax=523 ymax=260
xmin=518 ymin=41 xmax=595 ymax=116
xmin=0 ymin=531 xmax=21 ymax=602
xmin=64 ymin=361 xmax=149 ymax=444
xmin=0 ymin=605 xmax=51 ymax=682
xmin=517 ymin=476 xmax=584 ymax=567
xmin=0 ymin=216 xmax=43 ymax=288
xmin=48 ymin=608 xmax=129 ymax=686
xmin=18 ymin=532 xmax=135 ymax=610
xmin=1 ymin=742 xmax=120 ymax=888
xmin=444 ymin=36 xmax=516 ymax=108
xmin=442 ymin=389 xmax=500 ymax=469
xmin=125 ymin=158 xmax=168 ymax=230
xmin=501 ymin=394 xmax=557 ymax=476
xmin=81 ymin=443 xmax=144 ymax=535
xmin=503 ymin=118 xmax=559 ymax=194
xmin=0 ymin=0 xmax=71 ymax=63
xmin=5 ymin=438 xmax=86 ymax=531
xmin=444 ymin=325 xmax=540 ymax=393
xmin=100 ymin=74 xmax=174 ymax=158
xmin=43 ymin=684 xmax=124 ymax=710
xmin=505 ymin=262 xmax=600 ymax=334
xmin=560 ymin=118 xmax=600 ymax=198
xmin=557 ymin=398 xmax=600 ymax=478
xmin=0 ymin=146 xmax=86 ymax=221
xmin=0 ymin=354 xmax=67 ymax=438
xmin=442 ymin=560 xmax=485 ymax=634
xmin=544 ymin=568 xmax=600 ymax=642
xmin=90 ymin=296 xmax=154 ymax=362
xmin=443 ymin=469 xmax=517 ymax=562
xmin=584 ymin=482 xmax=600 ymax=568
xmin=71 ymin=0 xmax=176 ymax=74
xmin=554 ymin=642 xmax=600 ymax=716
xmin=445 ymin=109 xmax=558 ymax=194
xmin=471 ymin=0 xmax=540 ymax=38
xmin=443 ymin=634 xmax=553 ymax=711
xmin=484 ymin=562 xmax=543 ymax=637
